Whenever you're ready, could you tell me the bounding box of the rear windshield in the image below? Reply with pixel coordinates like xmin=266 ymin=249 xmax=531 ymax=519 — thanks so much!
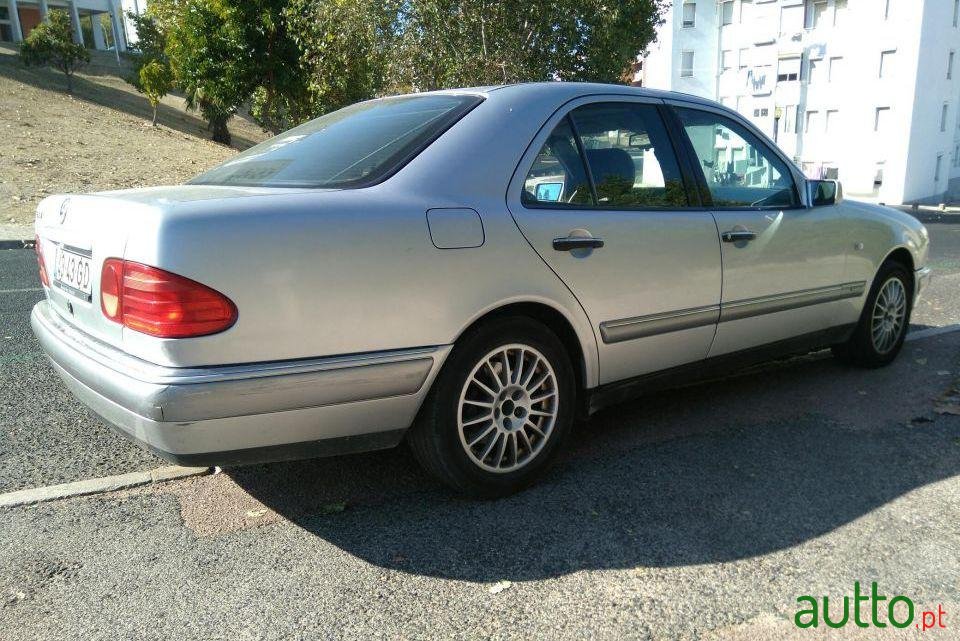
xmin=189 ymin=94 xmax=483 ymax=189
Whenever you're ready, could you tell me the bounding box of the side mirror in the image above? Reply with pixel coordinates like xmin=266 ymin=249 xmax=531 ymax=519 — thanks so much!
xmin=808 ymin=179 xmax=843 ymax=206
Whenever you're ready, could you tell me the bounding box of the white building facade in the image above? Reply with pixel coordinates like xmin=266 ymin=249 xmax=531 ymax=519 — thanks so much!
xmin=641 ymin=0 xmax=960 ymax=204
xmin=0 ymin=0 xmax=144 ymax=53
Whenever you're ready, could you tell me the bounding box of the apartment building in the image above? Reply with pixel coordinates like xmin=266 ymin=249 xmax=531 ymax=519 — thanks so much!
xmin=0 ymin=0 xmax=144 ymax=52
xmin=639 ymin=0 xmax=960 ymax=204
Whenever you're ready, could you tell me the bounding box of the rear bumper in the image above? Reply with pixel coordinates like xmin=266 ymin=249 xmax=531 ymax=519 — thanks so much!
xmin=31 ymin=300 xmax=451 ymax=465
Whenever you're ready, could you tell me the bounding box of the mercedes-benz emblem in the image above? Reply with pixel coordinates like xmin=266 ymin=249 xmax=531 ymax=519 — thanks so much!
xmin=58 ymin=199 xmax=70 ymax=224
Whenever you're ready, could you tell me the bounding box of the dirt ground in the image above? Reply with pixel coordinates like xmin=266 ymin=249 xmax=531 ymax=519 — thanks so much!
xmin=0 ymin=45 xmax=269 ymax=227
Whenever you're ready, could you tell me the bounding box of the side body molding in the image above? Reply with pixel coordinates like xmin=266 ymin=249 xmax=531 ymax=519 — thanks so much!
xmin=599 ymin=282 xmax=866 ymax=344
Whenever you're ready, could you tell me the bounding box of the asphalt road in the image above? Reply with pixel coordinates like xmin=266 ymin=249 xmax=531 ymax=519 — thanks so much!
xmin=0 ymin=222 xmax=959 ymax=639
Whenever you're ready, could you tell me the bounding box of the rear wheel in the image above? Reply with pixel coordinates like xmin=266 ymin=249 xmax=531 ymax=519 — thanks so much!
xmin=832 ymin=260 xmax=912 ymax=367
xmin=408 ymin=317 xmax=575 ymax=498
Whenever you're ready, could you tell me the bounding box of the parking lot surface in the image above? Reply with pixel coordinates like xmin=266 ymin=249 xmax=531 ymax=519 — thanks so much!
xmin=1 ymin=221 xmax=959 ymax=639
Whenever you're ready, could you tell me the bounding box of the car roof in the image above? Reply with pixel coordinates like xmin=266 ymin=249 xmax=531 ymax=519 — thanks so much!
xmin=423 ymin=81 xmax=721 ymax=109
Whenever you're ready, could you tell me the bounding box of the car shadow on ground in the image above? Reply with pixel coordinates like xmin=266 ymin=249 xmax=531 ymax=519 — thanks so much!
xmin=229 ymin=339 xmax=960 ymax=582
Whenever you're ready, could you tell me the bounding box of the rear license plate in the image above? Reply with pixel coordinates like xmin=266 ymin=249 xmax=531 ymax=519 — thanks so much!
xmin=54 ymin=246 xmax=93 ymax=300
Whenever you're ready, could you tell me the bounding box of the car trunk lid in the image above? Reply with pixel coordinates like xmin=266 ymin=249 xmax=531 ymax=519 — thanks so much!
xmin=33 ymin=185 xmax=311 ymax=351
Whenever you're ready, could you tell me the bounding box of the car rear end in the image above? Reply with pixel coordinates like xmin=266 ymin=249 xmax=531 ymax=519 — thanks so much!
xmin=30 ymin=187 xmax=450 ymax=466
xmin=29 ymin=89 xmax=504 ymax=467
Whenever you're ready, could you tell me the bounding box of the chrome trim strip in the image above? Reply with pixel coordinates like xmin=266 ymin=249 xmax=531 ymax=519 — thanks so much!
xmin=32 ymin=300 xmax=445 ymax=421
xmin=718 ymin=281 xmax=866 ymax=322
xmin=599 ymin=281 xmax=866 ymax=344
xmin=600 ymin=305 xmax=720 ymax=344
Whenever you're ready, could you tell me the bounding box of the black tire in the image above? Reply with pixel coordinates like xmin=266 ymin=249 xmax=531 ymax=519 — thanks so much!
xmin=408 ymin=316 xmax=576 ymax=498
xmin=832 ymin=260 xmax=913 ymax=368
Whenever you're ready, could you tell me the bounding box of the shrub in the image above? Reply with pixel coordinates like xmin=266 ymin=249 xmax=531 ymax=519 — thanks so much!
xmin=139 ymin=60 xmax=174 ymax=125
xmin=20 ymin=10 xmax=90 ymax=93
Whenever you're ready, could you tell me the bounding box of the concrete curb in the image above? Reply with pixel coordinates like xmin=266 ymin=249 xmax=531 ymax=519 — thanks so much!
xmin=0 ymin=465 xmax=211 ymax=509
xmin=906 ymin=324 xmax=960 ymax=342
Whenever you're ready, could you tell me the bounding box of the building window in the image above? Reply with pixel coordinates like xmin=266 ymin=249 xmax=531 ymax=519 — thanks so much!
xmin=805 ymin=0 xmax=828 ymax=29
xmin=740 ymin=0 xmax=753 ymax=23
xmin=777 ymin=57 xmax=800 ymax=82
xmin=721 ymin=1 xmax=734 ymax=26
xmin=949 ymin=51 xmax=955 ymax=80
xmin=781 ymin=105 xmax=796 ymax=134
xmin=780 ymin=4 xmax=803 ymax=34
xmin=954 ymin=0 xmax=959 ymax=27
xmin=721 ymin=50 xmax=732 ymax=71
xmin=828 ymin=56 xmax=843 ymax=82
xmin=0 ymin=7 xmax=12 ymax=43
xmin=874 ymin=107 xmax=890 ymax=132
xmin=738 ymin=48 xmax=750 ymax=70
xmin=935 ymin=154 xmax=943 ymax=181
xmin=807 ymin=58 xmax=822 ymax=84
xmin=825 ymin=109 xmax=838 ymax=133
xmin=834 ymin=0 xmax=847 ymax=26
xmin=879 ymin=50 xmax=895 ymax=79
xmin=805 ymin=110 xmax=820 ymax=134
xmin=942 ymin=103 xmax=949 ymax=132
xmin=681 ymin=50 xmax=694 ymax=77
xmin=885 ymin=0 xmax=892 ymax=20
xmin=682 ymin=1 xmax=696 ymax=28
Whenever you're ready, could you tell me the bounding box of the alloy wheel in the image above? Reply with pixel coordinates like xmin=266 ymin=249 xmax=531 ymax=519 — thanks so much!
xmin=871 ymin=276 xmax=907 ymax=354
xmin=456 ymin=344 xmax=559 ymax=473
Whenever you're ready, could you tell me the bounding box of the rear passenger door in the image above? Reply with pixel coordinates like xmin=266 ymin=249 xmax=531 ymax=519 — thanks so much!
xmin=507 ymin=97 xmax=722 ymax=385
xmin=669 ymin=104 xmax=850 ymax=357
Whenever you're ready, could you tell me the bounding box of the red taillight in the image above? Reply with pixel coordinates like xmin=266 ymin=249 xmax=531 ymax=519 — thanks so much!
xmin=35 ymin=235 xmax=50 ymax=287
xmin=100 ymin=259 xmax=237 ymax=338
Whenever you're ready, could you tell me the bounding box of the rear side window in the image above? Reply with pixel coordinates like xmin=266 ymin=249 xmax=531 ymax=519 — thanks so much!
xmin=571 ymin=103 xmax=687 ymax=208
xmin=190 ymin=95 xmax=482 ymax=189
xmin=521 ymin=118 xmax=594 ymax=206
xmin=522 ymin=102 xmax=688 ymax=209
xmin=675 ymin=107 xmax=799 ymax=208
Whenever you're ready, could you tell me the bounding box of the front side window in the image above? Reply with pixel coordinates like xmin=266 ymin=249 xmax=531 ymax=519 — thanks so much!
xmin=522 ymin=103 xmax=687 ymax=209
xmin=190 ymin=94 xmax=481 ymax=188
xmin=675 ymin=107 xmax=799 ymax=209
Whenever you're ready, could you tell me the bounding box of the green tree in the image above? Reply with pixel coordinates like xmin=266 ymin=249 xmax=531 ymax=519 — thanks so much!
xmin=140 ymin=60 xmax=174 ymax=126
xmin=164 ymin=0 xmax=250 ymax=145
xmin=153 ymin=0 xmax=309 ymax=143
xmin=285 ymin=0 xmax=400 ymax=116
xmin=19 ymin=10 xmax=90 ymax=93
xmin=126 ymin=11 xmax=168 ymax=91
xmin=230 ymin=0 xmax=312 ymax=133
xmin=393 ymin=0 xmax=668 ymax=90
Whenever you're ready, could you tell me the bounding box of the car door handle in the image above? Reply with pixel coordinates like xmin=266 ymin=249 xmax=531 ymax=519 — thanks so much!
xmin=721 ymin=230 xmax=757 ymax=243
xmin=552 ymin=236 xmax=605 ymax=251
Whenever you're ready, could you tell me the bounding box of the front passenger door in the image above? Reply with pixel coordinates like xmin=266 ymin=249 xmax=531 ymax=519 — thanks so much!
xmin=671 ymin=105 xmax=850 ymax=357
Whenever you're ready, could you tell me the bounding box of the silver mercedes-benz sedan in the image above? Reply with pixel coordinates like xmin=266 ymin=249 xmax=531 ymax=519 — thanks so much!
xmin=32 ymin=82 xmax=931 ymax=496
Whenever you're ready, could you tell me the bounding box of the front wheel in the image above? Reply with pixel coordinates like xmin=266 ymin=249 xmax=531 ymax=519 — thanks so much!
xmin=832 ymin=260 xmax=913 ymax=368
xmin=408 ymin=317 xmax=576 ymax=498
